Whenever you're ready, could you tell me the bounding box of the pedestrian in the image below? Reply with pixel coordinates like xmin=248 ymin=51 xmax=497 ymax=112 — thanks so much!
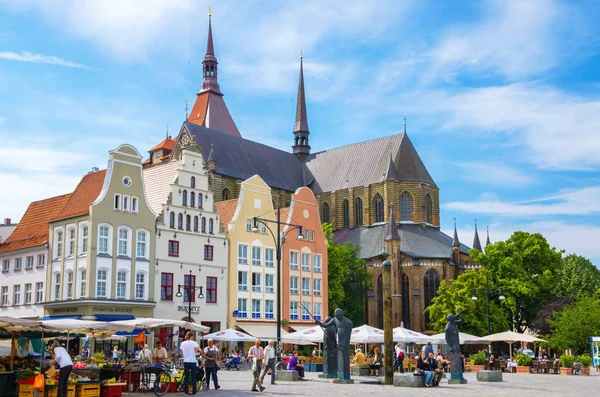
xmin=248 ymin=339 xmax=265 ymax=392
xmin=260 ymin=340 xmax=276 ymax=386
xmin=393 ymin=343 xmax=404 ymax=373
xmin=204 ymin=339 xmax=221 ymax=390
xmin=52 ymin=341 xmax=73 ymax=397
xmin=180 ymin=332 xmax=202 ymax=395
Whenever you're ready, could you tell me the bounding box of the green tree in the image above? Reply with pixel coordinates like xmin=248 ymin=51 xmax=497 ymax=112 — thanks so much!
xmin=555 ymin=254 xmax=600 ymax=298
xmin=324 ymin=223 xmax=371 ymax=325
xmin=548 ymin=297 xmax=600 ymax=354
xmin=471 ymin=231 xmax=563 ymax=332
xmin=426 ymin=269 xmax=507 ymax=336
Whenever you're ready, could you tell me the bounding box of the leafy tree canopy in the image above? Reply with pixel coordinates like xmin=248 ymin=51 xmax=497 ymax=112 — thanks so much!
xmin=549 ymin=297 xmax=600 ymax=354
xmin=530 ymin=296 xmax=574 ymax=335
xmin=555 ymin=254 xmax=600 ymax=298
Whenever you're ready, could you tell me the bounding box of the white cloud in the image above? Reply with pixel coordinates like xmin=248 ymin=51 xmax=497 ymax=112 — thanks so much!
xmin=453 ymin=161 xmax=534 ymax=187
xmin=443 ymin=186 xmax=600 ymax=216
xmin=0 ymin=51 xmax=88 ymax=69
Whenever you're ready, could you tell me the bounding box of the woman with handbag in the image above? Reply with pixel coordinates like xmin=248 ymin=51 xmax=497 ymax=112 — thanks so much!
xmin=416 ymin=351 xmax=434 ymax=387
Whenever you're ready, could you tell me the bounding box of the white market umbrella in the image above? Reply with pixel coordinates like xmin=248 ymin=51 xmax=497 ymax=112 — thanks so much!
xmin=111 ymin=318 xmax=209 ymax=333
xmin=430 ymin=332 xmax=480 ymax=345
xmin=41 ymin=319 xmax=134 ymax=333
xmin=393 ymin=327 xmax=438 ymax=343
xmin=201 ymin=328 xmax=255 ymax=342
xmin=476 ymin=331 xmax=547 ymax=360
xmin=282 ymin=326 xmax=324 ymax=344
xmin=350 ymin=325 xmax=385 ymax=344
xmin=0 ymin=316 xmax=42 ymax=332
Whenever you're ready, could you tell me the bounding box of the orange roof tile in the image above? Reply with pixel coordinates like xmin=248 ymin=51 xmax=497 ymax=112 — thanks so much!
xmin=52 ymin=170 xmax=107 ymax=222
xmin=187 ymin=92 xmax=210 ymax=126
xmin=0 ymin=193 xmax=72 ymax=253
xmin=148 ymin=137 xmax=176 ymax=153
xmin=215 ymin=199 xmax=238 ymax=228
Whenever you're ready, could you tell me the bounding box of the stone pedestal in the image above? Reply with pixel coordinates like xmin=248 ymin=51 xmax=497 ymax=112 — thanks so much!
xmin=477 ymin=370 xmax=503 ymax=382
xmin=393 ymin=373 xmax=424 ymax=387
xmin=351 ymin=367 xmax=370 ymax=376
xmin=448 ymin=378 xmax=468 ymax=384
xmin=275 ymin=370 xmax=299 ymax=381
xmin=332 ymin=379 xmax=354 ymax=384
xmin=318 ymin=374 xmax=337 ymax=379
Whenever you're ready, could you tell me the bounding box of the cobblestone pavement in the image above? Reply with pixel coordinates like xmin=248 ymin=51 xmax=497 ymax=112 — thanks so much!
xmin=128 ymin=369 xmax=599 ymax=397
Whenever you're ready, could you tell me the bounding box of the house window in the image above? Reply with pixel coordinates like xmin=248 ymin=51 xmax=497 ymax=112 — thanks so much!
xmin=313 ymin=303 xmax=322 ymax=321
xmin=310 ymin=231 xmax=314 ymax=242
xmin=190 ymin=192 xmax=195 ymax=207
xmin=290 ymin=251 xmax=298 ymax=270
xmin=114 ymin=194 xmax=121 ymax=210
xmin=198 ymin=193 xmax=203 ymax=209
xmin=123 ymin=196 xmax=129 ymax=212
xmin=132 ymin=197 xmax=138 ymax=213
xmin=191 ymin=176 xmax=196 ymax=188
xmin=261 ymin=224 xmax=267 ymax=234
xmin=37 ymin=254 xmax=45 ymax=267
xmin=302 ymin=277 xmax=310 ymax=296
xmin=14 ymin=258 xmax=22 ymax=270
xmin=302 ymin=301 xmax=310 ymax=320
xmin=252 ymin=273 xmax=261 ymax=292
xmin=186 ymin=215 xmax=191 ymax=231
xmin=265 ymin=248 xmax=274 ymax=267
xmin=35 ymin=283 xmax=43 ymax=303
xmin=313 ymin=255 xmax=321 ymax=272
xmin=168 ymin=240 xmax=179 ymax=257
xmin=209 ymin=219 xmax=214 ymax=234
xmin=56 ymin=231 xmax=63 ymax=258
xmin=355 ymin=197 xmax=363 ymax=226
xmin=98 ymin=226 xmax=109 ymax=254
xmin=204 ymin=245 xmax=214 ymax=261
xmin=182 ymin=190 xmax=188 ymax=206
xmin=374 ymin=194 xmax=384 ymax=223
xmin=313 ymin=279 xmax=321 ymax=296
xmin=237 ymin=298 xmax=247 ymax=318
xmin=251 ymin=299 xmax=261 ymax=318
xmin=137 ymin=231 xmax=147 ymax=258
xmin=342 ymin=199 xmax=349 ymax=228
xmin=26 ymin=256 xmax=34 ymax=269
xmin=222 ymin=188 xmax=230 ymax=201
xmin=423 ymin=269 xmax=440 ymax=326
xmin=265 ymin=300 xmax=274 ymax=319
xmin=246 ymin=220 xmax=252 ymax=231
xmin=118 ymin=228 xmax=129 ymax=256
xmin=97 ymin=270 xmax=107 ymax=298
xmin=424 ymin=194 xmax=432 ymax=224
xmin=170 ymin=212 xmax=175 ymax=228
xmin=25 ymin=283 xmax=32 ymax=304
xmin=116 ymin=271 xmax=127 ymax=299
xmin=1 ymin=287 xmax=7 ymax=306
xmin=66 ymin=271 xmax=73 ymax=299
xmin=194 ymin=216 xmax=199 ymax=232
xmin=206 ymin=276 xmax=217 ymax=303
xmin=54 ymin=273 xmax=60 ymax=300
xmin=13 ymin=285 xmax=20 ymax=305
xmin=2 ymin=260 xmax=8 ymax=272
xmin=80 ymin=270 xmax=86 ymax=298
xmin=252 ymin=246 xmax=261 ymax=266
xmin=67 ymin=228 xmax=75 ymax=256
xmin=301 ymin=253 xmax=310 ymax=271
xmin=81 ymin=226 xmax=88 ymax=254
xmin=178 ymin=213 xmax=183 ymax=229
xmin=321 ymin=203 xmax=330 ymax=223
xmin=161 ymin=273 xmax=173 ymax=300
xmin=201 ymin=217 xmax=206 ymax=233
xmin=135 ymin=272 xmax=145 ymax=300
xmin=265 ymin=274 xmax=274 ymax=293
xmin=290 ymin=301 xmax=298 ymax=320
xmin=238 ymin=271 xmax=248 ymax=291
xmin=400 ymin=192 xmax=413 ymax=221
xmin=183 ymin=274 xmax=196 ymax=303
xmin=290 ymin=276 xmax=298 ymax=294
xmin=238 ymin=244 xmax=248 ymax=264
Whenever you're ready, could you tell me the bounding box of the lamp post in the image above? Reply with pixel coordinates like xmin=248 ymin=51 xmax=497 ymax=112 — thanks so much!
xmin=176 ymin=269 xmax=205 ymax=323
xmin=472 ymin=273 xmax=504 ymax=352
xmin=253 ymin=206 xmax=303 ymax=365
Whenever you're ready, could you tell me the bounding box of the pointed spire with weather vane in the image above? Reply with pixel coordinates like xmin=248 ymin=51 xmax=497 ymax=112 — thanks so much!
xmin=473 ymin=219 xmax=483 ymax=252
xmin=486 ymin=226 xmax=491 ymax=248
xmin=452 ymin=218 xmax=460 ymax=248
xmin=292 ymin=51 xmax=311 ymax=162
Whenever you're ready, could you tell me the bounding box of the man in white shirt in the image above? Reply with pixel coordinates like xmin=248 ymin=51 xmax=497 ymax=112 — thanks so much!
xmin=260 ymin=340 xmax=276 ymax=386
xmin=179 ymin=332 xmax=202 ymax=395
xmin=52 ymin=342 xmax=73 ymax=397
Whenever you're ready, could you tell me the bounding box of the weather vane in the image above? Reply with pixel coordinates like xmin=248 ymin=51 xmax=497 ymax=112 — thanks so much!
xmin=184 ymin=99 xmax=189 ymax=119
xmin=208 ymin=6 xmax=212 ymax=17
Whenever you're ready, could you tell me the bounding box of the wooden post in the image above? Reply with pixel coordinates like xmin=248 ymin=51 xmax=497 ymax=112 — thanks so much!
xmin=382 ymin=260 xmax=393 ymax=385
xmin=9 ymin=332 xmax=15 ymax=371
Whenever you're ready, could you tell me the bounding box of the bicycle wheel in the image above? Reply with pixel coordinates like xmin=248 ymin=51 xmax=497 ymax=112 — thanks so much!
xmin=153 ymin=369 xmax=172 ymax=397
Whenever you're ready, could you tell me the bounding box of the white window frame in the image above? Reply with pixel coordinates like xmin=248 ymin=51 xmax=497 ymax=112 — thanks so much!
xmin=1 ymin=286 xmax=7 ymax=306
xmin=79 ymin=269 xmax=86 ymax=298
xmin=25 ymin=256 xmax=34 ymax=269
xmin=252 ymin=272 xmax=261 ymax=292
xmin=135 ymin=272 xmax=146 ymax=300
xmin=116 ymin=270 xmax=127 ymax=300
xmin=67 ymin=227 xmax=75 ymax=257
xmin=2 ymin=259 xmax=9 ymax=272
xmin=251 ymin=299 xmax=261 ymax=318
xmin=313 ymin=279 xmax=321 ymax=296
xmin=301 ymin=253 xmax=310 ymax=271
xmin=310 ymin=231 xmax=315 ymax=242
xmin=97 ymin=269 xmax=108 ymax=298
xmin=313 ymin=302 xmax=322 ymax=321
xmin=290 ymin=276 xmax=298 ymax=295
xmin=80 ymin=225 xmax=88 ymax=255
xmin=35 ymin=282 xmax=43 ymax=303
xmin=136 ymin=230 xmax=148 ymax=259
xmin=265 ymin=248 xmax=274 ymax=267
xmin=246 ymin=219 xmax=252 ymax=231
xmin=24 ymin=283 xmax=32 ymax=304
xmin=238 ymin=271 xmax=248 ymax=291
xmin=290 ymin=251 xmax=299 ymax=270
xmin=290 ymin=301 xmax=298 ymax=320
xmin=53 ymin=273 xmax=61 ymax=301
xmin=13 ymin=285 xmax=20 ymax=305
xmin=302 ymin=300 xmax=310 ymax=320
xmin=55 ymin=230 xmax=63 ymax=259
xmin=252 ymin=246 xmax=261 ymax=266
xmin=237 ymin=298 xmax=247 ymax=318
xmin=265 ymin=300 xmax=274 ymax=319
xmin=122 ymin=195 xmax=130 ymax=212
xmin=132 ymin=197 xmax=139 ymax=214
xmin=238 ymin=244 xmax=248 ymax=265
xmin=302 ymin=277 xmax=310 ymax=296
xmin=117 ymin=227 xmax=131 ymax=257
xmin=14 ymin=257 xmax=22 ymax=271
xmin=265 ymin=273 xmax=274 ymax=293
xmin=98 ymin=224 xmax=112 ymax=255
xmin=65 ymin=271 xmax=73 ymax=299
xmin=37 ymin=254 xmax=45 ymax=268
xmin=313 ymin=254 xmax=322 ymax=273
xmin=114 ymin=193 xmax=121 ymax=211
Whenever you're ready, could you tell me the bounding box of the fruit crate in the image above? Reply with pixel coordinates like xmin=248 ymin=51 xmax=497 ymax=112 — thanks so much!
xmin=75 ymin=383 xmax=101 ymax=397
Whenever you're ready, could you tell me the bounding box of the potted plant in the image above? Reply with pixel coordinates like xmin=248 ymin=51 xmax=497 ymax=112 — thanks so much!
xmin=471 ymin=352 xmax=487 ymax=372
xmin=577 ymin=355 xmax=592 ymax=376
xmin=559 ymin=354 xmax=575 ymax=375
xmin=515 ymin=353 xmax=532 ymax=373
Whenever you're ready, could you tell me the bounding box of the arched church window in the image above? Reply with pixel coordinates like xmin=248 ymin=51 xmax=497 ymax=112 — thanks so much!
xmin=342 ymin=200 xmax=349 ymax=228
xmin=191 ymin=176 xmax=196 ymax=188
xmin=186 ymin=215 xmax=191 ymax=231
xmin=190 ymin=192 xmax=196 ymax=207
xmin=178 ymin=214 xmax=183 ymax=230
xmin=423 ymin=269 xmax=440 ymax=327
xmin=169 ymin=212 xmax=175 ymax=229
xmin=424 ymin=194 xmax=432 ymax=224
xmin=198 ymin=193 xmax=203 ymax=209
xmin=354 ymin=198 xmax=363 ymax=226
xmin=400 ymin=192 xmax=413 ymax=221
xmin=182 ymin=190 xmax=188 ymax=206
xmin=222 ymin=188 xmax=231 ymax=201
xmin=374 ymin=194 xmax=384 ymax=223
xmin=321 ymin=203 xmax=330 ymax=223
xmin=401 ymin=273 xmax=410 ymax=329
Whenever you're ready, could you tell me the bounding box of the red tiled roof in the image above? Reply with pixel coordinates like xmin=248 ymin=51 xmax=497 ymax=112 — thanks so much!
xmin=148 ymin=137 xmax=176 ymax=153
xmin=215 ymin=199 xmax=238 ymax=228
xmin=0 ymin=193 xmax=72 ymax=253
xmin=187 ymin=92 xmax=210 ymax=127
xmin=52 ymin=170 xmax=107 ymax=221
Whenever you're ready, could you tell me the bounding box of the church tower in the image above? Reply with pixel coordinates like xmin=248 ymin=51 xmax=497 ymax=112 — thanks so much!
xmin=187 ymin=12 xmax=241 ymax=137
xmin=292 ymin=55 xmax=311 ymax=161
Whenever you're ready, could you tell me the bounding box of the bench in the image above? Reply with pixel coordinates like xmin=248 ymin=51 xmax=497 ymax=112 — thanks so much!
xmin=477 ymin=370 xmax=503 ymax=382
xmin=351 ymin=366 xmax=370 ymax=376
xmin=275 ymin=370 xmax=299 ymax=381
xmin=393 ymin=373 xmax=424 ymax=387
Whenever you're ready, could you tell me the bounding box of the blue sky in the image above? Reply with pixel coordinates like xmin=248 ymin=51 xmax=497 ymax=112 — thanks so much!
xmin=1 ymin=0 xmax=599 ymax=265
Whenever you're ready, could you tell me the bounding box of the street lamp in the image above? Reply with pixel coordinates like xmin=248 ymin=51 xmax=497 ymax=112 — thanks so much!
xmin=471 ymin=272 xmax=504 ymax=349
xmin=176 ymin=269 xmax=205 ymax=322
xmin=252 ymin=206 xmax=303 ymax=366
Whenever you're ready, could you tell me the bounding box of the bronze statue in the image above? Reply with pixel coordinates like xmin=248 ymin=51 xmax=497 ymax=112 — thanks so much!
xmin=320 ymin=315 xmax=338 ymax=378
xmin=316 ymin=308 xmax=353 ymax=381
xmin=445 ymin=311 xmax=467 ymax=384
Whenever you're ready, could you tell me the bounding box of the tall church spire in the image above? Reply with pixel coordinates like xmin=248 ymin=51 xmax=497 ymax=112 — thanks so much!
xmin=473 ymin=219 xmax=483 ymax=252
xmin=486 ymin=226 xmax=491 ymax=247
xmin=200 ymin=12 xmax=221 ymax=95
xmin=452 ymin=218 xmax=460 ymax=248
xmin=292 ymin=53 xmax=311 ymax=161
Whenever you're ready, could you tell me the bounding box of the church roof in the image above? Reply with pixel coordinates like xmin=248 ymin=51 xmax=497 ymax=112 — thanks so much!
xmin=333 ymin=223 xmax=471 ymax=260
xmin=143 ymin=160 xmax=181 ymax=215
xmin=303 ymin=133 xmax=436 ymax=194
xmin=149 ymin=136 xmax=175 ymax=153
xmin=184 ymin=122 xmax=305 ymax=192
xmin=188 ymin=91 xmax=241 ymax=137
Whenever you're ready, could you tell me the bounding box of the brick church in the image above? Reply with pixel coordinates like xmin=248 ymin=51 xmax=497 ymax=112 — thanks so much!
xmin=150 ymin=16 xmax=482 ymax=333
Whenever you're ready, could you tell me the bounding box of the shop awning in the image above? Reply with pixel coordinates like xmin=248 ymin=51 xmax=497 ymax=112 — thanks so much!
xmin=289 ymin=325 xmax=314 ymax=333
xmin=236 ymin=324 xmax=289 ymax=340
xmin=41 ymin=315 xmax=80 ymax=321
xmin=94 ymin=314 xmax=135 ymax=322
